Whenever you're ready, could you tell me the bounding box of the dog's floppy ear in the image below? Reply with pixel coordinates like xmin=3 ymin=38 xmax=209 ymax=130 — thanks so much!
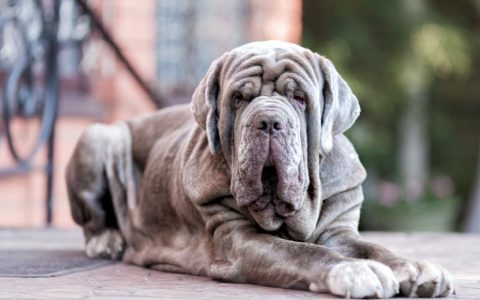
xmin=191 ymin=56 xmax=225 ymax=154
xmin=317 ymin=55 xmax=360 ymax=155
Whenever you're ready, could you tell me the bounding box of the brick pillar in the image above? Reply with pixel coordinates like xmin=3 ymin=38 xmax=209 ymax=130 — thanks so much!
xmin=249 ymin=0 xmax=302 ymax=43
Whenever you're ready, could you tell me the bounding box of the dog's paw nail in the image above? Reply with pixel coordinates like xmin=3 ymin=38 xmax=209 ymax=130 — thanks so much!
xmin=408 ymin=286 xmax=417 ymax=298
xmin=452 ymin=287 xmax=456 ymax=295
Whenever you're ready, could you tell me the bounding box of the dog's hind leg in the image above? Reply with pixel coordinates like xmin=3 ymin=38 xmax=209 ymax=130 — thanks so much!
xmin=66 ymin=122 xmax=138 ymax=260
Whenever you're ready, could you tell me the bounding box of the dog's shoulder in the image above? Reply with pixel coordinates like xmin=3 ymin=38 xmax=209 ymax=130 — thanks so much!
xmin=127 ymin=104 xmax=195 ymax=171
xmin=320 ymin=134 xmax=366 ymax=200
xmin=182 ymin=129 xmax=232 ymax=205
xmin=128 ymin=104 xmax=194 ymax=138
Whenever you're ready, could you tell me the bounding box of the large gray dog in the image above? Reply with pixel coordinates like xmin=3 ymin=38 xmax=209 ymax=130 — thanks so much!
xmin=66 ymin=41 xmax=453 ymax=298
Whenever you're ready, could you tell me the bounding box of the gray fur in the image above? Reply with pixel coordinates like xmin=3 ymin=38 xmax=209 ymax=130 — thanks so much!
xmin=66 ymin=41 xmax=453 ymax=298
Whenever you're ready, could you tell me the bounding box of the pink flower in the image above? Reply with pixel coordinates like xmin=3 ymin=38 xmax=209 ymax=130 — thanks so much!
xmin=376 ymin=181 xmax=400 ymax=206
xmin=405 ymin=181 xmax=425 ymax=201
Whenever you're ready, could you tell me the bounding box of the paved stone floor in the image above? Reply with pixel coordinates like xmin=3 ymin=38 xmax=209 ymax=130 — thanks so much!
xmin=0 ymin=229 xmax=479 ymax=299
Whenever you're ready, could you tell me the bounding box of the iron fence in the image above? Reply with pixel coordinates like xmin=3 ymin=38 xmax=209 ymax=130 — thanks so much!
xmin=0 ymin=0 xmax=159 ymax=225
xmin=0 ymin=0 xmax=60 ymax=224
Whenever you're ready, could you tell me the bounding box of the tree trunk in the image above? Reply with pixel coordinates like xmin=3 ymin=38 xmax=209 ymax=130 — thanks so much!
xmin=399 ymin=86 xmax=429 ymax=199
xmin=464 ymin=0 xmax=480 ymax=233
xmin=464 ymin=144 xmax=480 ymax=233
xmin=399 ymin=0 xmax=429 ymax=199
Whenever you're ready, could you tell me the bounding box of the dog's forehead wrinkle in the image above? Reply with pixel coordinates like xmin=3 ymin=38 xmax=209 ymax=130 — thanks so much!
xmin=235 ymin=54 xmax=267 ymax=72
xmin=228 ymin=49 xmax=317 ymax=103
xmin=279 ymin=51 xmax=316 ymax=81
xmin=223 ymin=52 xmax=258 ymax=83
xmin=233 ymin=51 xmax=289 ymax=80
xmin=230 ymin=66 xmax=263 ymax=84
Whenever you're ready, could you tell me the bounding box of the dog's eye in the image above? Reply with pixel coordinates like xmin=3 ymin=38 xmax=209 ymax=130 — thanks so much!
xmin=293 ymin=95 xmax=306 ymax=107
xmin=234 ymin=94 xmax=248 ymax=108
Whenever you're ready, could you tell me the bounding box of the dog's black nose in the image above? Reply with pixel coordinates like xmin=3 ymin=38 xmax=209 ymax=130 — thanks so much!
xmin=255 ymin=115 xmax=284 ymax=133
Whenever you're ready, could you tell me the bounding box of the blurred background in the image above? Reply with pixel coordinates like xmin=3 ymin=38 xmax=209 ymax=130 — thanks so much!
xmin=0 ymin=0 xmax=478 ymax=232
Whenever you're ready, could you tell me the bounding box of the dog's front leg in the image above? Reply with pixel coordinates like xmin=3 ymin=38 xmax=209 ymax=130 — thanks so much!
xmin=207 ymin=217 xmax=399 ymax=298
xmin=324 ymin=232 xmax=454 ymax=298
xmin=319 ymin=187 xmax=454 ymax=298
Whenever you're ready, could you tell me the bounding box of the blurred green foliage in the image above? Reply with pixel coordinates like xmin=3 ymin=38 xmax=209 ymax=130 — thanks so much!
xmin=303 ymin=0 xmax=480 ymax=213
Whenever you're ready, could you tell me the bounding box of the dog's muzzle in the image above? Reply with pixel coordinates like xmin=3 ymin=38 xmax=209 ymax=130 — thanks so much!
xmin=232 ymin=97 xmax=306 ymax=224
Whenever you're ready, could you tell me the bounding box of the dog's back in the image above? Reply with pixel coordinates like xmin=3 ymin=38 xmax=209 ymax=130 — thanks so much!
xmin=127 ymin=104 xmax=195 ymax=172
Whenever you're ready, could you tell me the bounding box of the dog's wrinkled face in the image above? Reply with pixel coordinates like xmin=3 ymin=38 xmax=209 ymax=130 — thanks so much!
xmin=192 ymin=41 xmax=360 ymax=240
xmin=231 ymin=94 xmax=308 ymax=229
xmin=227 ymin=70 xmax=310 ymax=232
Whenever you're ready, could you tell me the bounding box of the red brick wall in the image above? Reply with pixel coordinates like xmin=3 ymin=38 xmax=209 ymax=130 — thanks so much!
xmin=0 ymin=0 xmax=302 ymax=228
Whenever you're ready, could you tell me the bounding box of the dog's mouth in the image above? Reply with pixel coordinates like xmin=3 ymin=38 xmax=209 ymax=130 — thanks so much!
xmin=249 ymin=163 xmax=300 ymax=218
xmin=261 ymin=165 xmax=277 ymax=183
xmin=249 ymin=166 xmax=277 ymax=212
xmin=235 ymin=124 xmax=305 ymax=223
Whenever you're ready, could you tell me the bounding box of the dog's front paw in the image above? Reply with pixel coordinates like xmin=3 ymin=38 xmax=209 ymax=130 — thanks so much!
xmin=310 ymin=260 xmax=399 ymax=299
xmin=85 ymin=229 xmax=125 ymax=260
xmin=391 ymin=260 xmax=454 ymax=298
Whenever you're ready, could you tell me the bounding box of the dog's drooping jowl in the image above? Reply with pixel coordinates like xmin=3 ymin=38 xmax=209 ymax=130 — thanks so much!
xmin=66 ymin=41 xmax=454 ymax=298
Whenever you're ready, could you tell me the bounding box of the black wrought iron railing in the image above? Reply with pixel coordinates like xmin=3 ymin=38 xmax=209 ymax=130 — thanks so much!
xmin=0 ymin=0 xmax=159 ymax=225
xmin=0 ymin=0 xmax=60 ymax=224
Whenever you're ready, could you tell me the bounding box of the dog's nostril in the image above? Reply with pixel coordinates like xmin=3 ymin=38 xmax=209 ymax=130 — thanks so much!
xmin=273 ymin=121 xmax=283 ymax=131
xmin=255 ymin=117 xmax=284 ymax=132
xmin=258 ymin=121 xmax=268 ymax=131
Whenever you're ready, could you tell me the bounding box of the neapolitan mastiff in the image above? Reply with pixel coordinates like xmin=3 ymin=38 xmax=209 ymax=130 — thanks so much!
xmin=66 ymin=41 xmax=454 ymax=298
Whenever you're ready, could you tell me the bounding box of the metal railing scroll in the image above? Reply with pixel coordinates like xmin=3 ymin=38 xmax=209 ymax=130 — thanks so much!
xmin=0 ymin=0 xmax=160 ymax=225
